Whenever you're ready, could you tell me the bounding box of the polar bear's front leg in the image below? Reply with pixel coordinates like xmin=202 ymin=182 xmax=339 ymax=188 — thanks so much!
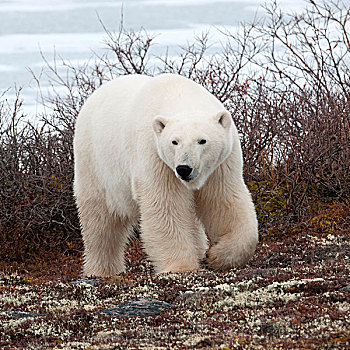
xmin=196 ymin=169 xmax=258 ymax=271
xmin=77 ymin=196 xmax=130 ymax=277
xmin=136 ymin=177 xmax=208 ymax=273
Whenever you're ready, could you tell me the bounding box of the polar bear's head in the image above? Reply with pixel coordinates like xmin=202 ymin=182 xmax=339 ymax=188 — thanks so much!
xmin=152 ymin=111 xmax=234 ymax=190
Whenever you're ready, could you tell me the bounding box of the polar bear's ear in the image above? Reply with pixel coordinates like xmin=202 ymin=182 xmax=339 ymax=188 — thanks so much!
xmin=153 ymin=116 xmax=168 ymax=134
xmin=215 ymin=111 xmax=232 ymax=129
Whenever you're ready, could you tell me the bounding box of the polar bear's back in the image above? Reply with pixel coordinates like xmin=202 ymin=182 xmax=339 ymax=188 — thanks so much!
xmin=74 ymin=74 xmax=153 ymax=215
xmin=76 ymin=74 xmax=151 ymax=125
xmin=74 ymin=75 xmax=150 ymax=166
xmin=137 ymin=74 xmax=223 ymax=118
xmin=76 ymin=74 xmax=222 ymax=129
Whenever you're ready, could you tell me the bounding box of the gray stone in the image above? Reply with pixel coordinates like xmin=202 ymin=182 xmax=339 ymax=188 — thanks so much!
xmin=1 ymin=310 xmax=43 ymax=318
xmin=100 ymin=297 xmax=172 ymax=317
xmin=71 ymin=278 xmax=101 ymax=286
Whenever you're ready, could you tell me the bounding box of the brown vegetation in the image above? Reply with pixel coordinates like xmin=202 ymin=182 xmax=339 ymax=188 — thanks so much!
xmin=1 ymin=231 xmax=349 ymax=348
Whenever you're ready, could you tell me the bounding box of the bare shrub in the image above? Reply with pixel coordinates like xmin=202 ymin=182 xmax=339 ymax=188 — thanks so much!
xmin=0 ymin=0 xmax=349 ymax=260
xmin=231 ymin=0 xmax=350 ymax=234
xmin=0 ymin=91 xmax=79 ymax=260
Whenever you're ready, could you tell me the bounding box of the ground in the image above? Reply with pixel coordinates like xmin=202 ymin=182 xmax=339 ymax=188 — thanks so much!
xmin=0 ymin=229 xmax=349 ymax=349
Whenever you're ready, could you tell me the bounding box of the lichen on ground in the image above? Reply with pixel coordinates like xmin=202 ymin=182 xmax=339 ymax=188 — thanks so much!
xmin=0 ymin=231 xmax=349 ymax=349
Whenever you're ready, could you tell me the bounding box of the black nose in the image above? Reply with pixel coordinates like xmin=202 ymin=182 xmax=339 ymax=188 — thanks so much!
xmin=176 ymin=165 xmax=193 ymax=179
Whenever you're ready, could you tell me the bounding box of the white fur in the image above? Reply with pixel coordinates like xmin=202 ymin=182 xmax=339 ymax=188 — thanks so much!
xmin=74 ymin=73 xmax=258 ymax=276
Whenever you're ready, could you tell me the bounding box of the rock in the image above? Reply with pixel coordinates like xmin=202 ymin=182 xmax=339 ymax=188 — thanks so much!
xmin=71 ymin=278 xmax=101 ymax=286
xmin=1 ymin=310 xmax=42 ymax=318
xmin=100 ymin=297 xmax=172 ymax=317
xmin=339 ymin=285 xmax=350 ymax=293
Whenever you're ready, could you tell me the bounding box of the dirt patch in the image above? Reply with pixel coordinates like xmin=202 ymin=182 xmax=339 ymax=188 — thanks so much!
xmin=1 ymin=232 xmax=349 ymax=349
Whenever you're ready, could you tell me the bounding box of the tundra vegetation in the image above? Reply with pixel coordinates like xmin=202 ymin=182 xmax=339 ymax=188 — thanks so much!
xmin=0 ymin=1 xmax=349 ymax=347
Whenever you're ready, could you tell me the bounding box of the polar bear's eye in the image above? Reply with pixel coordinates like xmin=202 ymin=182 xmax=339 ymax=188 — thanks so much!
xmin=198 ymin=139 xmax=207 ymax=145
xmin=172 ymin=140 xmax=178 ymax=145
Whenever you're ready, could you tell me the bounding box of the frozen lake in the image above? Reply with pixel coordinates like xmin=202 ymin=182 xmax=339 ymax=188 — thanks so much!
xmin=0 ymin=0 xmax=307 ymax=114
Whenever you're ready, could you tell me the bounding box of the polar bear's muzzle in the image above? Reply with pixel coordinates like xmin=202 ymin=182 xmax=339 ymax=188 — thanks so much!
xmin=175 ymin=165 xmax=199 ymax=182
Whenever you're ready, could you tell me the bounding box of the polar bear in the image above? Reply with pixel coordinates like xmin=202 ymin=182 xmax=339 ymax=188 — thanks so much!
xmin=74 ymin=73 xmax=258 ymax=276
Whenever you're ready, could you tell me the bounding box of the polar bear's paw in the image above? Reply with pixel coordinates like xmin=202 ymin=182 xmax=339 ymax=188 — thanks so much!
xmin=205 ymin=239 xmax=257 ymax=271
